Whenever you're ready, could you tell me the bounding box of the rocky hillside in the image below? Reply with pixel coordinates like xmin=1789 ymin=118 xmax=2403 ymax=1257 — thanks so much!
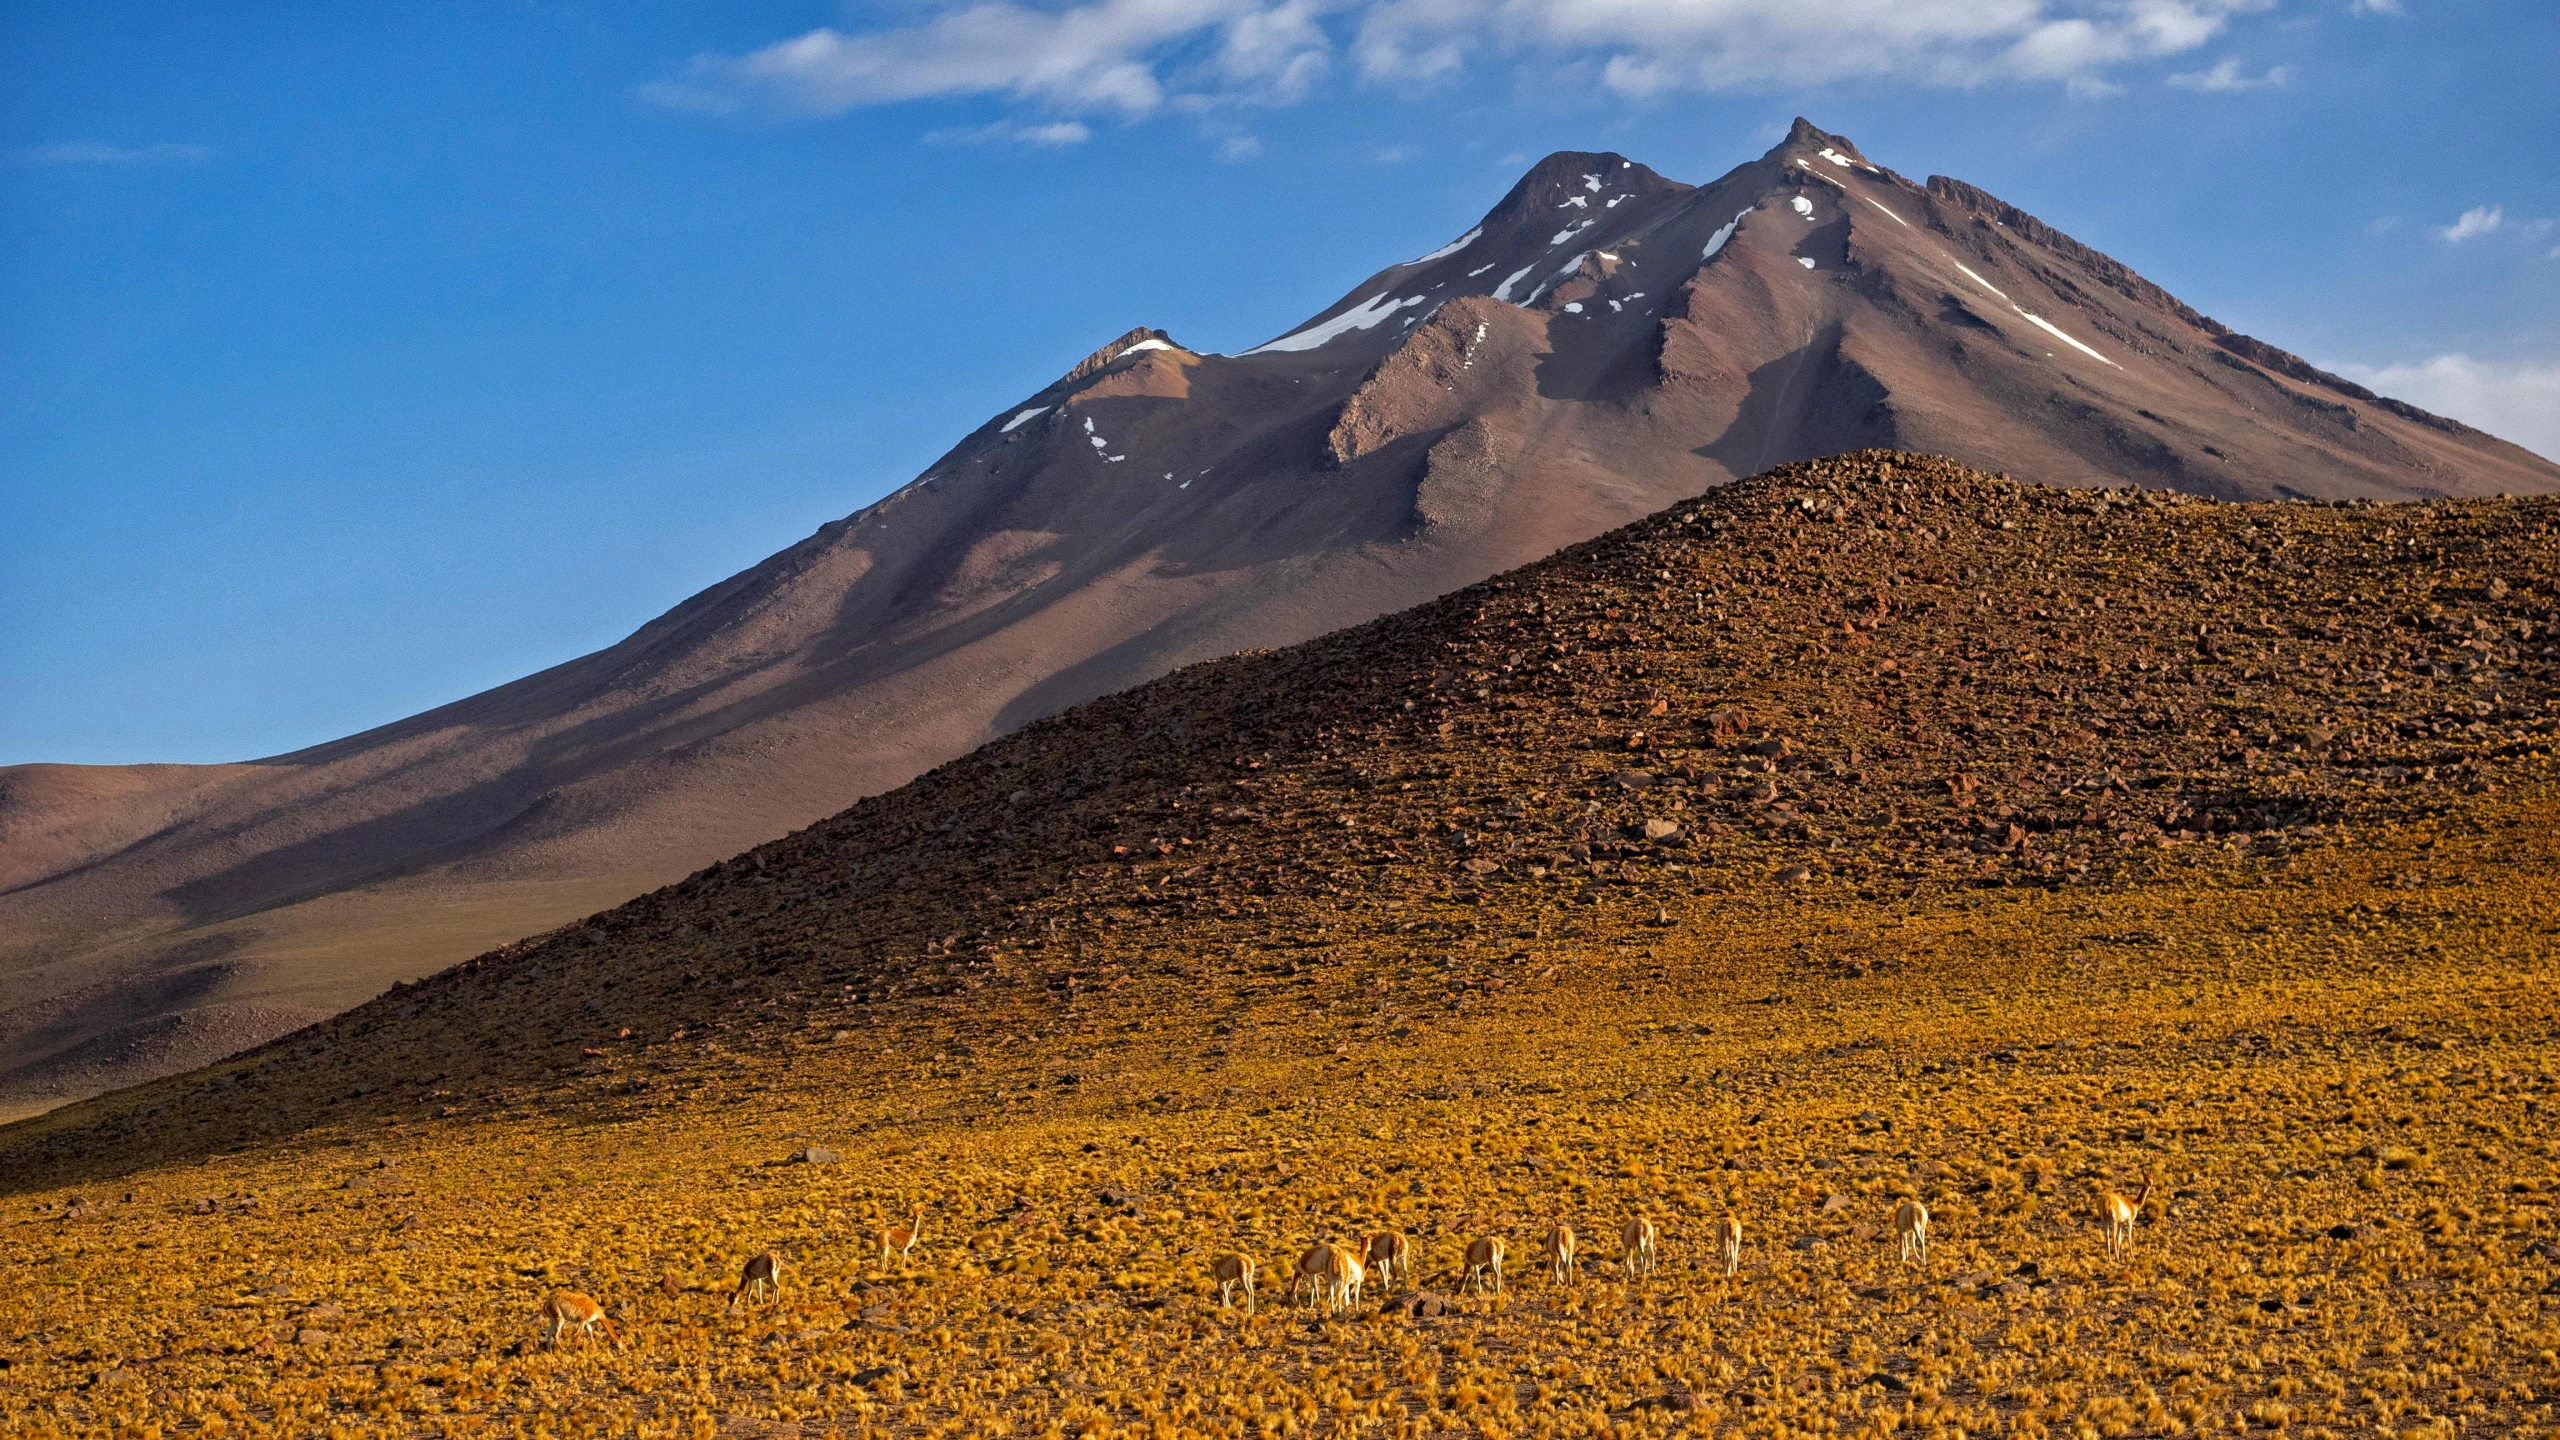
xmin=7 ymin=450 xmax=2554 ymax=1182
xmin=9 ymin=119 xmax=2555 ymax=1118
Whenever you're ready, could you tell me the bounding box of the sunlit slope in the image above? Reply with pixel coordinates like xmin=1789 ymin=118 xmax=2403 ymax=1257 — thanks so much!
xmin=1 ymin=451 xmax=2556 ymax=1435
xmin=11 ymin=117 xmax=2556 ymax=1118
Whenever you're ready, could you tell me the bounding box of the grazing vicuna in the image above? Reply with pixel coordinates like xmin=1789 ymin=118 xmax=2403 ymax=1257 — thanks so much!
xmin=1621 ymin=1216 xmax=1658 ymax=1278
xmin=1543 ymin=1222 xmax=1579 ymax=1284
xmin=1463 ymin=1236 xmax=1506 ymax=1295
xmin=2101 ymin=1174 xmax=2152 ymax=1257
xmin=1328 ymin=1247 xmax=1366 ymax=1313
xmin=1212 ymin=1252 xmax=1257 ymax=1314
xmin=728 ymin=1252 xmax=782 ymax=1312
xmin=1293 ymin=1242 xmax=1333 ymax=1308
xmin=1362 ymin=1231 xmax=1412 ymax=1290
xmin=1894 ymin=1200 xmax=1930 ymax=1267
xmin=1713 ymin=1216 xmax=1742 ymax=1277
xmin=540 ymin=1290 xmax=623 ymax=1349
xmin=1296 ymin=1242 xmax=1362 ymax=1314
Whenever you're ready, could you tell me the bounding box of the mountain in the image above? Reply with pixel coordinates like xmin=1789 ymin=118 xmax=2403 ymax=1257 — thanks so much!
xmin=5 ymin=119 xmax=2555 ymax=1118
xmin=2 ymin=456 xmax=2553 ymax=1430
xmin=7 ymin=449 xmax=2554 ymax=1172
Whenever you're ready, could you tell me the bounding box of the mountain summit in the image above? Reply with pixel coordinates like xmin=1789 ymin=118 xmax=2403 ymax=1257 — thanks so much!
xmin=4 ymin=122 xmax=2553 ymax=1115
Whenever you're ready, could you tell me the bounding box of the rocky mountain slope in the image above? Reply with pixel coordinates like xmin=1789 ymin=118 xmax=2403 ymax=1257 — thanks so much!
xmin=6 ymin=120 xmax=2556 ymax=1117
xmin=7 ymin=450 xmax=2552 ymax=1175
xmin=3 ymin=454 xmax=2557 ymax=1437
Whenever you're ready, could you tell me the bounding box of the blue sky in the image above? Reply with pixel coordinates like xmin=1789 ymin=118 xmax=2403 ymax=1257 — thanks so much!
xmin=5 ymin=0 xmax=2555 ymax=767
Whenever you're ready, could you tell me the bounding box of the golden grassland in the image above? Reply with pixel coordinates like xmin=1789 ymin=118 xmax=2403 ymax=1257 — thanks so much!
xmin=6 ymin=785 xmax=2557 ymax=1440
xmin=7 ymin=455 xmax=2559 ymax=1437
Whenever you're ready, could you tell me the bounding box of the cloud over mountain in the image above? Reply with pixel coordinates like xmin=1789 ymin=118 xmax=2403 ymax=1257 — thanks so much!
xmin=644 ymin=0 xmax=2274 ymax=122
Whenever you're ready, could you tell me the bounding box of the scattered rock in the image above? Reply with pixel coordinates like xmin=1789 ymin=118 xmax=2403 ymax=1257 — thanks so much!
xmin=1777 ymin=865 xmax=1813 ymax=884
xmin=1819 ymin=1193 xmax=1852 ymax=1214
xmin=1642 ymin=818 xmax=1681 ymax=841
xmin=790 ymin=1146 xmax=840 ymax=1165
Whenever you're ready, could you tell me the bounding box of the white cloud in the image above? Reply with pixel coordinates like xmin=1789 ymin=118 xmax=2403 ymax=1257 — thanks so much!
xmin=10 ymin=141 xmax=209 ymax=166
xmin=2166 ymin=57 xmax=2291 ymax=91
xmin=2328 ymin=354 xmax=2560 ymax=462
xmin=645 ymin=0 xmax=2279 ymax=124
xmin=925 ymin=119 xmax=1095 ymax=145
xmin=641 ymin=0 xmax=1247 ymax=118
xmin=2439 ymin=205 xmax=2503 ymax=242
xmin=2349 ymin=0 xmax=2402 ymax=14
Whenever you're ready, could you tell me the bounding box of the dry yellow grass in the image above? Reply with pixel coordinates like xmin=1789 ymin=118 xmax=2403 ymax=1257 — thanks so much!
xmin=7 ymin=789 xmax=2555 ymax=1438
xmin=5 ymin=455 xmax=2558 ymax=1436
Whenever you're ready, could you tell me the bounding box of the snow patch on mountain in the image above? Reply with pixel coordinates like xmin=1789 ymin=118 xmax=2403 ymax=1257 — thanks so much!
xmin=1520 ymin=252 xmax=1589 ymax=309
xmin=1243 ymin=292 xmax=1427 ymax=354
xmin=1001 ymin=407 xmax=1049 ymax=433
xmin=1951 ymin=260 xmax=2010 ymax=301
xmin=1405 ymin=227 xmax=1483 ymax=266
xmin=1703 ymin=209 xmax=1751 ymax=261
xmin=2014 ymin=309 xmax=2121 ymax=368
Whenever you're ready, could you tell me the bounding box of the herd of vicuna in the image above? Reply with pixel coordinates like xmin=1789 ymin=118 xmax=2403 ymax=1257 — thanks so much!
xmin=537 ymin=1176 xmax=2154 ymax=1347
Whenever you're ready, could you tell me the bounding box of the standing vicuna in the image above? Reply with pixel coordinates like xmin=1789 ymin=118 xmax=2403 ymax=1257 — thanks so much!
xmin=1362 ymin=1232 xmax=1412 ymax=1290
xmin=1463 ymin=1236 xmax=1506 ymax=1295
xmin=1212 ymin=1252 xmax=1257 ymax=1314
xmin=728 ymin=1252 xmax=783 ymax=1312
xmin=1713 ymin=1216 xmax=1743 ymax=1277
xmin=1543 ymin=1221 xmax=1580 ymax=1284
xmin=1893 ymin=1199 xmax=1931 ymax=1267
xmin=540 ymin=1290 xmax=624 ymax=1349
xmin=1620 ymin=1217 xmax=1658 ymax=1278
xmin=880 ymin=1205 xmax=927 ymax=1267
xmin=2101 ymin=1174 xmax=2153 ymax=1257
